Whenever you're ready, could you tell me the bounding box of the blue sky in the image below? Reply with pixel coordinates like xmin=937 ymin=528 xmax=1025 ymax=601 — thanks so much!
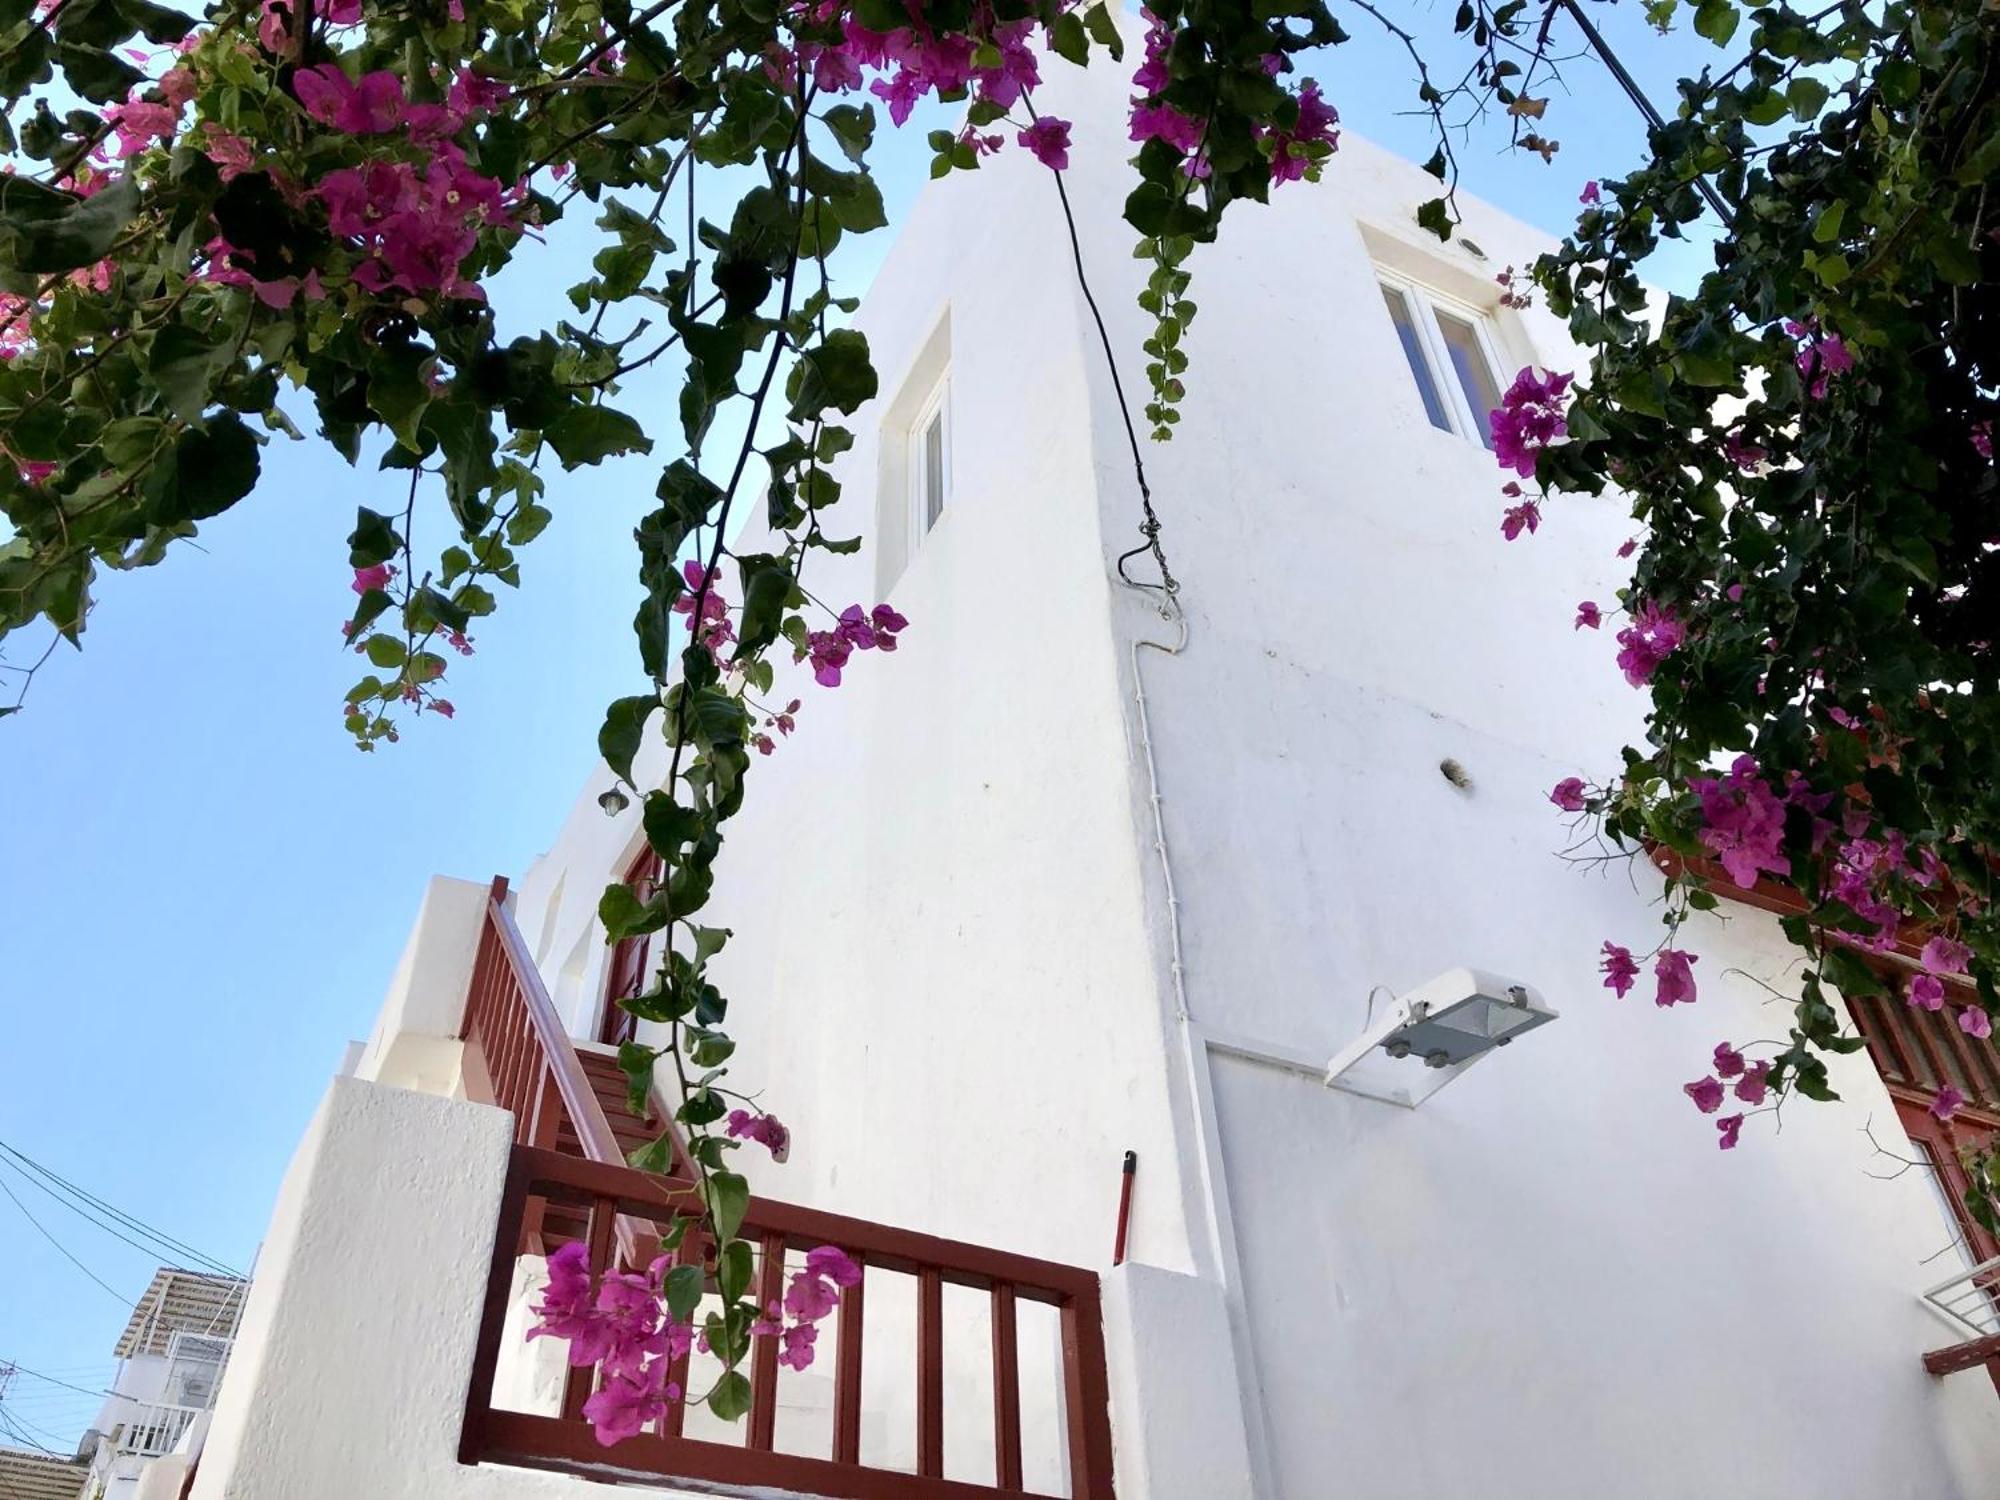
xmin=0 ymin=2 xmax=1719 ymax=1450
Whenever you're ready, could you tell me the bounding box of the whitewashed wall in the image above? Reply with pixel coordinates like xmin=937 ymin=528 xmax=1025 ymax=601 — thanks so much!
xmin=503 ymin=44 xmax=2000 ymax=1500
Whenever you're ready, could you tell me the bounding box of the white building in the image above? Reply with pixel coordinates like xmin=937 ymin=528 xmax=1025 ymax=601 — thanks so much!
xmin=177 ymin=43 xmax=2000 ymax=1500
xmin=78 ymin=1269 xmax=246 ymax=1500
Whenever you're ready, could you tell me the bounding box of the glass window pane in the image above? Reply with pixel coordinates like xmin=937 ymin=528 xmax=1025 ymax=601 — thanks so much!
xmin=1436 ymin=309 xmax=1503 ymax=451
xmin=922 ymin=409 xmax=945 ymax=529
xmin=1381 ymin=284 xmax=1451 ymax=433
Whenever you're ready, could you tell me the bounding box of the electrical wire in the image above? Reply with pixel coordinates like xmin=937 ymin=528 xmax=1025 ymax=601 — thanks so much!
xmin=0 ymin=1173 xmax=135 ymax=1307
xmin=0 ymin=1361 xmax=113 ymax=1399
xmin=0 ymin=1141 xmax=243 ymax=1277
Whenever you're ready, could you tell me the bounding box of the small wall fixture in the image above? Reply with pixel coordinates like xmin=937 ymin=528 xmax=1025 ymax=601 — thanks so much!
xmin=1324 ymin=967 xmax=1556 ymax=1107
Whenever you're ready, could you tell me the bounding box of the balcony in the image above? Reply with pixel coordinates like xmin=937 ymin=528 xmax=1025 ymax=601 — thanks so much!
xmin=451 ymin=879 xmax=1114 ymax=1497
xmin=111 ymin=1398 xmax=204 ymax=1459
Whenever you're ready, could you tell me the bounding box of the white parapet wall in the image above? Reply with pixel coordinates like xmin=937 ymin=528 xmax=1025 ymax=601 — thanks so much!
xmin=349 ymin=875 xmax=492 ymax=1098
xmin=190 ymin=1076 xmax=596 ymax=1500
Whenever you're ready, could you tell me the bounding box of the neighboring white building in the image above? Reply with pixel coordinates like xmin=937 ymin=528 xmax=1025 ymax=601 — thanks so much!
xmin=77 ymin=1269 xmax=246 ymax=1500
xmin=184 ymin=39 xmax=2000 ymax=1500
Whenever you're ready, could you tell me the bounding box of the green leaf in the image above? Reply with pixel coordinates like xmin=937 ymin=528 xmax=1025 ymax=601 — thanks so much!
xmin=1082 ymin=0 xmax=1123 ymax=59
xmin=1692 ymin=0 xmax=1737 ymax=45
xmin=664 ymin=1264 xmax=706 ymax=1321
xmin=1785 ymin=77 xmax=1828 ymax=122
xmin=642 ymin=791 xmax=699 ymax=856
xmin=546 ymin=404 xmax=652 ymax=469
xmin=704 ymin=1170 xmax=749 ymax=1242
xmin=348 ymin=508 xmax=400 ymax=568
xmin=144 ymin=414 xmax=260 ymax=526
xmin=598 ymin=694 xmax=656 ymax=783
xmin=599 ymin=882 xmax=668 ymax=940
xmin=363 ymin=635 xmax=406 ymax=669
xmin=1050 ymin=10 xmax=1088 ymax=64
xmin=628 ymin=1131 xmax=679 ymax=1174
xmin=733 ymin=553 xmax=791 ymax=658
xmin=0 ymin=173 xmax=138 ymax=277
xmin=822 ymin=103 xmax=876 ymax=166
xmin=717 ymin=1239 xmax=754 ymax=1304
xmin=785 ymin=328 xmax=877 ymax=422
xmin=708 ymin=1369 xmax=752 ymax=1422
xmin=1415 ymin=197 xmax=1453 ymax=241
xmin=367 ymin=353 xmax=432 ymax=453
xmin=54 ymin=40 xmax=141 ymax=102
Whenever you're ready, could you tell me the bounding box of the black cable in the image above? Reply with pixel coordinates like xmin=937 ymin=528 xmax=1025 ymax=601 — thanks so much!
xmin=0 ymin=1361 xmax=113 ymax=1399
xmin=1556 ymin=0 xmax=1737 ymax=227
xmin=0 ymin=1142 xmax=242 ymax=1277
xmin=0 ymin=1174 xmax=134 ymax=1307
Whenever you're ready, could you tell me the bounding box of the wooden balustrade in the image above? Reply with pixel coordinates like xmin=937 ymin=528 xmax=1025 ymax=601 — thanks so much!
xmin=459 ymin=1146 xmax=1117 ymax=1500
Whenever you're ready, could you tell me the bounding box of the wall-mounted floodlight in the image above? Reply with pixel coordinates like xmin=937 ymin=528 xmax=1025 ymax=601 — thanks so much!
xmin=1324 ymin=968 xmax=1557 ymax=1108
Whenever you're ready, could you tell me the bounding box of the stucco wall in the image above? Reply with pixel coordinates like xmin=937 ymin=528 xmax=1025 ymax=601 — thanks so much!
xmin=192 ymin=1077 xmax=598 ymax=1500
xmin=1039 ymin=51 xmax=2000 ymax=1500
xmin=490 ymin=45 xmax=2000 ymax=1500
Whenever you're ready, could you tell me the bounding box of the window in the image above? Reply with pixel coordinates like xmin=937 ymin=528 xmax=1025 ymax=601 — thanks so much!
xmin=910 ymin=374 xmax=950 ymax=541
xmin=1378 ymin=275 xmax=1507 ymax=449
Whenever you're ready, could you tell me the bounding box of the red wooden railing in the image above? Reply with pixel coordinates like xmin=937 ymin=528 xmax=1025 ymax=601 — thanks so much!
xmin=459 ymin=877 xmax=691 ymax=1264
xmin=459 ymin=1147 xmax=1117 ymax=1500
xmin=461 ymin=876 xmax=628 ymax=1164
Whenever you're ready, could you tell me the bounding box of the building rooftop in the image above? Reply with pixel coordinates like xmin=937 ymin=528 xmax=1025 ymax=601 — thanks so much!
xmin=114 ymin=1268 xmax=249 ymax=1360
xmin=0 ymin=1445 xmax=86 ymax=1500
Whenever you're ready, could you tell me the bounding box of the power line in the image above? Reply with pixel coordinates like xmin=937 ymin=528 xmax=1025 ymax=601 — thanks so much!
xmin=0 ymin=1406 xmax=62 ymax=1456
xmin=0 ymin=1141 xmax=242 ymax=1277
xmin=0 ymin=1361 xmax=112 ymax=1400
xmin=0 ymin=1174 xmax=135 ymax=1307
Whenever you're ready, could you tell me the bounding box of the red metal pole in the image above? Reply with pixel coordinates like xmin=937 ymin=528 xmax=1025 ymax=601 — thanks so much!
xmin=1111 ymin=1151 xmax=1136 ymax=1267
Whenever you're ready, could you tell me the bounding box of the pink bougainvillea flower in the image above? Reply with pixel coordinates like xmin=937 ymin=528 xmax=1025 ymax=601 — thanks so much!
xmin=581 ymin=1372 xmax=674 ymax=1446
xmin=1723 ymin=429 xmax=1766 ymax=472
xmin=1960 ymin=1006 xmax=1993 ymax=1041
xmin=1921 ymin=935 xmax=1972 ymax=976
xmin=1712 ymin=1042 xmax=1744 ymax=1078
xmin=1574 ymin=601 xmax=1601 ymax=630
xmin=1549 ymin=777 xmax=1587 ymax=813
xmin=1688 ymin=754 xmax=1790 ymax=889
xmin=1018 ymin=117 xmax=1071 ymax=171
xmin=1600 ymin=941 xmax=1639 ymax=998
xmin=1784 ymin=318 xmax=1853 ymax=399
xmin=725 ymin=1107 xmax=790 ymax=1160
xmin=804 ymin=1245 xmax=862 ymax=1287
xmin=1653 ymin=948 xmax=1698 ymax=1007
xmin=783 ymin=1270 xmax=839 ymax=1323
xmin=1933 ymin=1084 xmax=1967 ymax=1122
xmin=448 ymin=66 xmax=511 ymax=121
xmin=1616 ymin=537 xmax=1637 ymax=559
xmin=1129 ymin=102 xmax=1204 ymax=155
xmin=1615 ymin=600 xmax=1684 ymax=687
xmin=1974 ymin=421 xmax=1993 ymax=460
xmin=352 ymin=562 xmax=393 ymax=594
xmin=1489 ymin=366 xmax=1572 ymax=477
xmin=1733 ymin=1060 xmax=1770 ymax=1106
xmin=1716 ymin=1113 xmax=1744 ymax=1150
xmin=1579 ymin=180 xmax=1600 ymax=205
xmin=778 ymin=1322 xmax=819 ymax=1372
xmin=295 ymin=63 xmax=407 ymax=134
xmin=1907 ymin=973 xmax=1946 ymax=1011
xmin=431 ymin=699 xmax=455 ymax=719
xmin=1500 ymin=499 xmax=1541 ymax=540
xmin=1684 ymin=1076 xmax=1725 ymax=1114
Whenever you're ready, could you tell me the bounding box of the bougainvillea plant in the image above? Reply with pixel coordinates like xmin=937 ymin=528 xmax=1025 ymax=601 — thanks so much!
xmin=0 ymin=0 xmax=1993 ymax=1442
xmin=1508 ymin=0 xmax=2000 ymax=1216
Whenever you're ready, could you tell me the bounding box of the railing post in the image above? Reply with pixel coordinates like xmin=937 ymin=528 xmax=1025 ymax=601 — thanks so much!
xmin=458 ymin=1150 xmax=531 ymax=1466
xmin=916 ymin=1266 xmax=944 ymax=1479
xmin=1061 ymin=1285 xmax=1117 ymax=1500
xmin=748 ymin=1231 xmax=787 ymax=1451
xmin=832 ymin=1252 xmax=866 ymax=1465
xmin=991 ymin=1282 xmax=1022 ymax=1491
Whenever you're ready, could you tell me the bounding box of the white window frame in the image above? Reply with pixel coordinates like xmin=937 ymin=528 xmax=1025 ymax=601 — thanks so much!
xmin=1377 ymin=270 xmax=1508 ymax=450
xmin=907 ymin=372 xmax=952 ymax=547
